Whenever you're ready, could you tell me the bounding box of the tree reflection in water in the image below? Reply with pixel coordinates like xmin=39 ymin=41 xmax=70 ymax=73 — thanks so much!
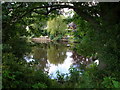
xmin=24 ymin=42 xmax=99 ymax=78
xmin=25 ymin=42 xmax=68 ymax=72
xmin=47 ymin=42 xmax=67 ymax=65
xmin=32 ymin=43 xmax=48 ymax=71
xmin=71 ymin=51 xmax=96 ymax=69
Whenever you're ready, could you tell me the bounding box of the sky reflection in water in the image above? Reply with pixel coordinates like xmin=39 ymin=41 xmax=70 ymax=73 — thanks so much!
xmin=46 ymin=52 xmax=73 ymax=79
xmin=24 ymin=42 xmax=98 ymax=79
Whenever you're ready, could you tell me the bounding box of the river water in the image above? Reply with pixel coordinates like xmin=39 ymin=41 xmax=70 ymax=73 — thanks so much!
xmin=24 ymin=41 xmax=98 ymax=79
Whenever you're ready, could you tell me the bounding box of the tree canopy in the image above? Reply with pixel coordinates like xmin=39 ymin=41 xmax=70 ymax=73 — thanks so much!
xmin=47 ymin=15 xmax=67 ymax=39
xmin=2 ymin=2 xmax=120 ymax=89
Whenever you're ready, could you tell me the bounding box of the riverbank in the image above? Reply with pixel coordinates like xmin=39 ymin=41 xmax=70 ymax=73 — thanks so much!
xmin=31 ymin=37 xmax=79 ymax=43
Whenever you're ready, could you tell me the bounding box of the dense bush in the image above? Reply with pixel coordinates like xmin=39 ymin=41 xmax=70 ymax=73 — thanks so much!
xmin=2 ymin=53 xmax=60 ymax=88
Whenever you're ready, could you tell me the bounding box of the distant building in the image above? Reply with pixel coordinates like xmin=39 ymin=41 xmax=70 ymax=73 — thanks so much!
xmin=68 ymin=22 xmax=77 ymax=29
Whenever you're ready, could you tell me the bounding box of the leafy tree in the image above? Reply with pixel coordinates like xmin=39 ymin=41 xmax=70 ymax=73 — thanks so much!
xmin=47 ymin=15 xmax=67 ymax=40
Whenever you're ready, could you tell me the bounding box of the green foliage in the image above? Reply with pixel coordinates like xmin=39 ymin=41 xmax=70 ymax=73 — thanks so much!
xmin=2 ymin=2 xmax=49 ymax=43
xmin=68 ymin=66 xmax=81 ymax=83
xmin=2 ymin=53 xmax=54 ymax=88
xmin=52 ymin=34 xmax=63 ymax=41
xmin=47 ymin=15 xmax=67 ymax=40
xmin=3 ymin=38 xmax=31 ymax=58
xmin=56 ymin=70 xmax=65 ymax=82
xmin=32 ymin=83 xmax=47 ymax=88
xmin=72 ymin=14 xmax=120 ymax=76
xmin=73 ymin=63 xmax=99 ymax=88
xmin=112 ymin=80 xmax=120 ymax=88
xmin=102 ymin=77 xmax=120 ymax=88
xmin=77 ymin=72 xmax=95 ymax=88
xmin=2 ymin=2 xmax=120 ymax=89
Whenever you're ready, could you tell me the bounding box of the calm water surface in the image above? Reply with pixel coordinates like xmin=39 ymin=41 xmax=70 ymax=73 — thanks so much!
xmin=24 ymin=42 xmax=97 ymax=79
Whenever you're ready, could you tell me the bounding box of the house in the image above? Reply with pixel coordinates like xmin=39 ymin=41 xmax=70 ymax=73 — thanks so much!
xmin=68 ymin=22 xmax=77 ymax=30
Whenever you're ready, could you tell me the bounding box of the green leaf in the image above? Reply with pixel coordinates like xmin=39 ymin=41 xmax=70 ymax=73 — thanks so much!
xmin=112 ymin=80 xmax=120 ymax=88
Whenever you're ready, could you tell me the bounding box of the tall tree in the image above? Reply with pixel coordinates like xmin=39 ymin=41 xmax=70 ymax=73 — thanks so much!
xmin=47 ymin=15 xmax=67 ymax=39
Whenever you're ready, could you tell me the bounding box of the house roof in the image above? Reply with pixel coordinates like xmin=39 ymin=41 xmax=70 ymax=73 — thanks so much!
xmin=68 ymin=22 xmax=77 ymax=29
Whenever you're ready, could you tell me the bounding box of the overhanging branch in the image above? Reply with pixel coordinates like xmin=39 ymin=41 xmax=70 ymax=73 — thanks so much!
xmin=74 ymin=8 xmax=100 ymax=29
xmin=11 ymin=4 xmax=100 ymax=30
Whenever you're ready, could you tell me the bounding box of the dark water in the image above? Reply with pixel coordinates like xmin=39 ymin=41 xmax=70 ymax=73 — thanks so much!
xmin=24 ymin=42 xmax=99 ymax=79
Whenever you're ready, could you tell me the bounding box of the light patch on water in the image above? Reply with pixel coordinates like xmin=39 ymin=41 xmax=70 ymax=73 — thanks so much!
xmin=24 ymin=55 xmax=35 ymax=62
xmin=47 ymin=51 xmax=73 ymax=79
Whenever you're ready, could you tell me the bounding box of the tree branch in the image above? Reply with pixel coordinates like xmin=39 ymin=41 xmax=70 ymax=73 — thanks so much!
xmin=10 ymin=4 xmax=74 ymax=23
xmin=74 ymin=8 xmax=100 ymax=29
xmin=33 ymin=4 xmax=75 ymax=10
xmin=10 ymin=4 xmax=100 ymax=30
